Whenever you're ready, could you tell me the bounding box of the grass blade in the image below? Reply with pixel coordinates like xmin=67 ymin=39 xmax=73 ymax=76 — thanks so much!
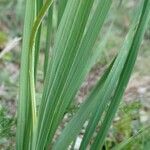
xmin=36 ymin=0 xmax=95 ymax=148
xmin=80 ymin=9 xmax=140 ymax=150
xmin=16 ymin=0 xmax=35 ymax=149
xmin=54 ymin=1 xmax=149 ymax=149
xmin=34 ymin=0 xmax=43 ymax=78
xmin=44 ymin=6 xmax=53 ymax=78
xmin=57 ymin=0 xmax=68 ymax=25
xmin=92 ymin=1 xmax=150 ymax=148
xmin=53 ymin=59 xmax=115 ymax=150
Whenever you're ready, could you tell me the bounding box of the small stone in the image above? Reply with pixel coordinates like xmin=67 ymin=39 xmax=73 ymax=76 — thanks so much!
xmin=140 ymin=110 xmax=149 ymax=122
xmin=74 ymin=137 xmax=82 ymax=150
xmin=137 ymin=87 xmax=147 ymax=94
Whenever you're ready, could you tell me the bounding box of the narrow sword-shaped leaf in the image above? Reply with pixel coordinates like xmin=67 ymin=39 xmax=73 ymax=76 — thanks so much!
xmin=44 ymin=6 xmax=53 ymax=78
xmin=45 ymin=0 xmax=113 ymax=144
xmin=79 ymin=6 xmax=142 ymax=150
xmin=57 ymin=0 xmax=68 ymax=25
xmin=26 ymin=0 xmax=54 ymax=149
xmin=36 ymin=0 xmax=95 ymax=148
xmin=54 ymin=1 xmax=145 ymax=149
xmin=16 ymin=0 xmax=35 ymax=149
xmin=92 ymin=1 xmax=150 ymax=149
xmin=53 ymin=58 xmax=115 ymax=150
xmin=41 ymin=0 xmax=112 ymax=148
xmin=34 ymin=0 xmax=43 ymax=78
xmin=42 ymin=0 xmax=112 ymax=147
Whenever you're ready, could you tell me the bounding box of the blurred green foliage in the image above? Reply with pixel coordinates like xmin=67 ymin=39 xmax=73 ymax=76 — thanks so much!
xmin=0 ymin=105 xmax=15 ymax=149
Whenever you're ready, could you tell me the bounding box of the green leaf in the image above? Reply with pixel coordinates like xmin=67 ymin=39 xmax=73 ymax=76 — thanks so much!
xmin=34 ymin=0 xmax=43 ymax=79
xmin=80 ymin=9 xmax=139 ymax=150
xmin=53 ymin=1 xmax=150 ymax=149
xmin=16 ymin=0 xmax=35 ymax=149
xmin=53 ymin=58 xmax=115 ymax=150
xmin=44 ymin=6 xmax=53 ymax=78
xmin=17 ymin=0 xmax=150 ymax=149
xmin=36 ymin=0 xmax=95 ymax=148
xmin=57 ymin=0 xmax=68 ymax=25
xmin=92 ymin=0 xmax=150 ymax=148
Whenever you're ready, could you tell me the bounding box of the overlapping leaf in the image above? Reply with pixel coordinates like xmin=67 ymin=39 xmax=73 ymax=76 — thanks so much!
xmin=17 ymin=0 xmax=150 ymax=149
